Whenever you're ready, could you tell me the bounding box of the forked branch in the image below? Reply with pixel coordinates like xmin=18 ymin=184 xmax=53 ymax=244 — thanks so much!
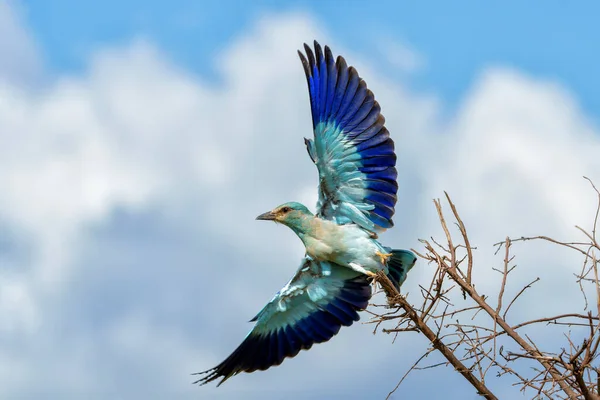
xmin=371 ymin=178 xmax=600 ymax=399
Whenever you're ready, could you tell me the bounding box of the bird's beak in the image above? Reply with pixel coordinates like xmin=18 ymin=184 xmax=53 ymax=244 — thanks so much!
xmin=256 ymin=210 xmax=277 ymax=221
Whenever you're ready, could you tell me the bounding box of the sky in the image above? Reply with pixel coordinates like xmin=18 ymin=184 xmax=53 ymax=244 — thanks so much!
xmin=1 ymin=1 xmax=600 ymax=398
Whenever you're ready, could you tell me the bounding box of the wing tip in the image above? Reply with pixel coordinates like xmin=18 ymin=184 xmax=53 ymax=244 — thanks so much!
xmin=298 ymin=50 xmax=310 ymax=77
xmin=299 ymin=40 xmax=334 ymax=68
xmin=324 ymin=44 xmax=332 ymax=58
xmin=303 ymin=42 xmax=315 ymax=65
xmin=191 ymin=366 xmax=222 ymax=387
xmin=314 ymin=41 xmax=323 ymax=60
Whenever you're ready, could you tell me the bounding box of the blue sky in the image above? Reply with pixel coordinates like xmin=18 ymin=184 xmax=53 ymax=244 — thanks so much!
xmin=1 ymin=1 xmax=600 ymax=399
xmin=24 ymin=0 xmax=600 ymax=119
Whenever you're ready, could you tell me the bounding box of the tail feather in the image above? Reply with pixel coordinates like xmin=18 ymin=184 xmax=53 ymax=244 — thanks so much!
xmin=386 ymin=250 xmax=417 ymax=291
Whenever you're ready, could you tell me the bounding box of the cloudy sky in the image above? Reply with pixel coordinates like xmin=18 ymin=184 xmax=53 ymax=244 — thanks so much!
xmin=1 ymin=1 xmax=599 ymax=398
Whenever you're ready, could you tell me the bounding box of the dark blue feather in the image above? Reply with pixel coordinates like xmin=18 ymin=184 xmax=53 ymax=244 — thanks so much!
xmin=242 ymin=335 xmax=262 ymax=372
xmin=315 ymin=42 xmax=328 ymax=124
xmin=346 ymin=117 xmax=385 ymax=141
xmin=288 ymin=323 xmax=310 ymax=349
xmin=282 ymin=326 xmax=302 ymax=357
xmin=299 ymin=48 xmax=317 ymax=128
xmin=360 ymin=154 xmax=396 ymax=168
xmin=304 ymin=44 xmax=320 ymax=127
xmin=337 ymin=288 xmax=369 ymax=309
xmin=365 ymin=167 xmax=397 ymax=182
xmin=344 ymin=92 xmax=375 ymax=132
xmin=318 ymin=309 xmax=345 ymax=332
xmin=298 ymin=318 xmax=329 ymax=342
xmin=331 ymin=56 xmax=348 ymax=118
xmin=273 ymin=331 xmax=286 ymax=366
xmin=308 ymin=311 xmax=338 ymax=338
xmin=324 ymin=46 xmax=337 ymax=119
xmin=355 ymin=128 xmax=390 ymax=151
xmin=365 ymin=189 xmax=396 ymax=208
xmin=358 ymin=139 xmax=395 ymax=158
xmin=369 ymin=212 xmax=393 ymax=229
xmin=330 ymin=298 xmax=360 ymax=321
xmin=339 ymin=81 xmax=367 ymax=129
xmin=260 ymin=336 xmax=273 ymax=370
xmin=347 ymin=101 xmax=381 ymax=134
xmin=279 ymin=328 xmax=293 ymax=361
xmin=359 ymin=165 xmax=391 ymax=173
xmin=335 ymin=66 xmax=360 ymax=121
xmin=387 ymin=250 xmax=418 ymax=291
xmin=365 ymin=178 xmax=398 ymax=194
xmin=325 ymin=302 xmax=355 ymax=326
xmin=294 ymin=319 xmax=316 ymax=343
xmin=370 ymin=201 xmax=395 ymax=220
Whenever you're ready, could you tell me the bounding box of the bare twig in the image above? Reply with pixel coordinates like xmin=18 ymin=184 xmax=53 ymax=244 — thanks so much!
xmin=375 ymin=272 xmax=498 ymax=400
xmin=371 ymin=179 xmax=600 ymax=399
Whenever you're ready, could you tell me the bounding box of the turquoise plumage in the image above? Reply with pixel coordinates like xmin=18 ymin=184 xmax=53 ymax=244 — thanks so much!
xmin=299 ymin=42 xmax=397 ymax=232
xmin=194 ymin=41 xmax=416 ymax=387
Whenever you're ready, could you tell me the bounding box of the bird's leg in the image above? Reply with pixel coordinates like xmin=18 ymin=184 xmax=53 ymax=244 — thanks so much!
xmin=375 ymin=250 xmax=393 ymax=264
xmin=348 ymin=262 xmax=377 ymax=278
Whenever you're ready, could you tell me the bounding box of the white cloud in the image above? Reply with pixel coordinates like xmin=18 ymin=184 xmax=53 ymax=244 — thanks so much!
xmin=377 ymin=36 xmax=425 ymax=73
xmin=0 ymin=3 xmax=599 ymax=399
xmin=425 ymin=68 xmax=600 ymax=302
xmin=0 ymin=1 xmax=40 ymax=84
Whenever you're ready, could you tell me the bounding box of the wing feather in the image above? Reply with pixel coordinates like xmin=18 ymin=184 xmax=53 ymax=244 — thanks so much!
xmin=299 ymin=41 xmax=398 ymax=232
xmin=193 ymin=258 xmax=371 ymax=386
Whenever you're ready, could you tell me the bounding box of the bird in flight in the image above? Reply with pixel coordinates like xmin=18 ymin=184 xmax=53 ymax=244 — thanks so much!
xmin=194 ymin=41 xmax=416 ymax=387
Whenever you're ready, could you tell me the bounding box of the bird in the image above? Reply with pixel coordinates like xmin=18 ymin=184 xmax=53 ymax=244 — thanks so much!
xmin=193 ymin=41 xmax=417 ymax=387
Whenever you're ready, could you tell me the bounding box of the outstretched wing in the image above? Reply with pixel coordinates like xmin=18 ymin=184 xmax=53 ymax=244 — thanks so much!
xmin=193 ymin=258 xmax=371 ymax=386
xmin=299 ymin=41 xmax=398 ymax=233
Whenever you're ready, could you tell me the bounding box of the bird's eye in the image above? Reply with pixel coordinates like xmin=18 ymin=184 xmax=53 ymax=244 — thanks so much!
xmin=281 ymin=207 xmax=291 ymax=213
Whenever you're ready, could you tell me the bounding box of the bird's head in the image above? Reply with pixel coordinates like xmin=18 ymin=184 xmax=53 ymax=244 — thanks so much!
xmin=256 ymin=202 xmax=313 ymax=230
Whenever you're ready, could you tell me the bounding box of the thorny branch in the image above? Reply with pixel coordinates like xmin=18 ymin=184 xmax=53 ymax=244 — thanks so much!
xmin=371 ymin=178 xmax=600 ymax=399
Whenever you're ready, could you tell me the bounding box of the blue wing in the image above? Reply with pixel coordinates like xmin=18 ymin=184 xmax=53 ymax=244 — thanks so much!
xmin=299 ymin=41 xmax=398 ymax=232
xmin=193 ymin=258 xmax=371 ymax=386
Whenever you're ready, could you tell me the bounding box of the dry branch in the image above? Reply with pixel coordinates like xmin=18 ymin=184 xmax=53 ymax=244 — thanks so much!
xmin=371 ymin=178 xmax=600 ymax=399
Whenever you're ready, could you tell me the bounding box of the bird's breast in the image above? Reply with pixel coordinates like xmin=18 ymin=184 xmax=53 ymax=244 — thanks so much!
xmin=304 ymin=218 xmax=349 ymax=260
xmin=304 ymin=237 xmax=336 ymax=261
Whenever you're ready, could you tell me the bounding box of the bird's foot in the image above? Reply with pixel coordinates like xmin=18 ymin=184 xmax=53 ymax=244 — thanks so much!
xmin=375 ymin=250 xmax=393 ymax=264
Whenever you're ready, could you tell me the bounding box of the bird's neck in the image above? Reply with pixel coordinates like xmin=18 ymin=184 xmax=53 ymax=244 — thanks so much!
xmin=290 ymin=215 xmax=333 ymax=244
xmin=286 ymin=215 xmax=314 ymax=239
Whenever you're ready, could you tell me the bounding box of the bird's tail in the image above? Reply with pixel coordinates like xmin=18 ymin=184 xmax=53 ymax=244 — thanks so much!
xmin=386 ymin=249 xmax=417 ymax=291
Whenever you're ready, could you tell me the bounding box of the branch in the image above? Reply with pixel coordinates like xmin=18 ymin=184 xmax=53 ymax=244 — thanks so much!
xmin=375 ymin=272 xmax=499 ymax=400
xmin=435 ymin=196 xmax=581 ymax=399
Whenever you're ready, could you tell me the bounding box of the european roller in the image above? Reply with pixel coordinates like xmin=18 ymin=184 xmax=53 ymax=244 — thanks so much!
xmin=194 ymin=41 xmax=417 ymax=386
